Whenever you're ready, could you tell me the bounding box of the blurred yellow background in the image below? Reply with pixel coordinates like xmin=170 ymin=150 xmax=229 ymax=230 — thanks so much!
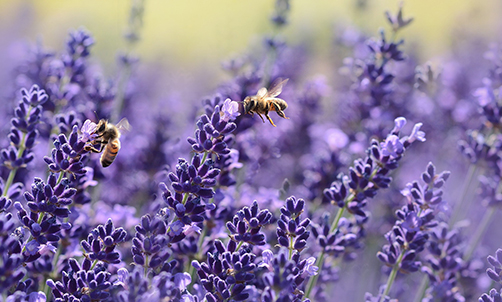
xmin=0 ymin=0 xmax=500 ymax=85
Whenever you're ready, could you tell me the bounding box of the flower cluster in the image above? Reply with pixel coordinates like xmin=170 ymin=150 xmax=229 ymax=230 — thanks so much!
xmin=80 ymin=218 xmax=127 ymax=264
xmin=369 ymin=162 xmax=450 ymax=300
xmin=47 ymin=258 xmax=111 ymax=302
xmin=323 ymin=117 xmax=426 ymax=220
xmin=115 ymin=266 xmax=193 ymax=301
xmin=260 ymin=250 xmax=316 ymax=302
xmin=15 ymin=174 xmax=74 ymax=259
xmin=44 ymin=126 xmax=88 ymax=176
xmin=226 ymin=200 xmax=272 ymax=246
xmin=421 ymin=223 xmax=465 ymax=302
xmin=276 ymin=196 xmax=310 ymax=253
xmin=188 ymin=100 xmax=238 ymax=157
xmin=192 ymin=239 xmax=255 ymax=301
xmin=167 ymin=155 xmax=220 ymax=199
xmin=131 ymin=214 xmax=174 ymax=271
xmin=479 ymin=249 xmax=502 ymax=302
xmin=1 ymin=85 xmax=48 ymax=171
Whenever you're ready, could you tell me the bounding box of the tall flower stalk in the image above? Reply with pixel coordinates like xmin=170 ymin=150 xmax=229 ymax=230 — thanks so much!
xmin=305 ymin=117 xmax=426 ymax=299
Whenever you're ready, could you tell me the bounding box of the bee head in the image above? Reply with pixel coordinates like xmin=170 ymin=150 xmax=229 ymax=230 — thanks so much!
xmin=96 ymin=120 xmax=108 ymax=133
xmin=243 ymin=97 xmax=255 ymax=114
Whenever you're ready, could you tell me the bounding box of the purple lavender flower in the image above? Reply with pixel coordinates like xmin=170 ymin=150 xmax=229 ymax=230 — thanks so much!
xmin=80 ymin=218 xmax=127 ymax=264
xmin=259 ymin=250 xmax=316 ymax=302
xmin=131 ymin=214 xmax=173 ymax=271
xmin=385 ymin=3 xmax=414 ymax=32
xmin=486 ymin=249 xmax=502 ymax=284
xmin=166 ymin=155 xmax=220 ymax=199
xmin=220 ymin=98 xmax=241 ymax=122
xmin=421 ymin=223 xmax=465 ymax=302
xmin=276 ymin=196 xmax=310 ymax=253
xmin=15 ymin=174 xmax=75 ymax=259
xmin=479 ymin=249 xmax=502 ymax=301
xmin=480 ymin=289 xmax=502 ymax=302
xmin=116 ymin=266 xmax=194 ymax=301
xmin=43 ymin=125 xmax=89 ymax=176
xmin=192 ymin=239 xmax=255 ymax=301
xmin=54 ymin=111 xmax=80 ymax=135
xmin=0 ymin=208 xmax=24 ymax=293
xmin=371 ymin=162 xmax=450 ymax=300
xmin=323 ymin=117 xmax=426 ymax=218
xmin=1 ymin=85 xmax=48 ymax=171
xmin=47 ymin=257 xmax=112 ymax=301
xmin=79 ymin=119 xmax=98 ymax=143
xmin=187 ymin=105 xmax=237 ymax=157
xmin=226 ymin=200 xmax=272 ymax=246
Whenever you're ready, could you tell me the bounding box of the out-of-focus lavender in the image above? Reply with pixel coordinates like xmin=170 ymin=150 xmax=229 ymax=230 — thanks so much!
xmin=1 ymin=1 xmax=502 ymax=301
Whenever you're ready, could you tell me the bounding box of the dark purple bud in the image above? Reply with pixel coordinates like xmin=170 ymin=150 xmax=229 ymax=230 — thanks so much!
xmin=278 ymin=236 xmax=289 ymax=247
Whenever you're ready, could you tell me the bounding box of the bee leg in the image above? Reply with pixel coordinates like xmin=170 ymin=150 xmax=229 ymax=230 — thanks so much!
xmin=85 ymin=142 xmax=106 ymax=153
xmin=256 ymin=113 xmax=266 ymax=123
xmin=265 ymin=113 xmax=277 ymax=127
xmin=273 ymin=103 xmax=289 ymax=119
xmin=86 ymin=146 xmax=102 ymax=153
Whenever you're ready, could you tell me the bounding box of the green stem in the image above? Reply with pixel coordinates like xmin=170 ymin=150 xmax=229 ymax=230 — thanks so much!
xmin=200 ymin=151 xmax=209 ymax=166
xmin=236 ymin=241 xmax=243 ymax=252
xmin=187 ymin=224 xmax=208 ymax=291
xmin=329 ymin=204 xmax=346 ymax=233
xmin=412 ymin=276 xmax=429 ymax=302
xmin=90 ymin=259 xmax=99 ymax=270
xmin=379 ymin=250 xmax=405 ymax=302
xmin=144 ymin=254 xmax=149 ymax=276
xmin=463 ymin=207 xmax=496 ymax=262
xmin=288 ymin=236 xmax=294 ymax=260
xmin=304 ymin=248 xmax=325 ymax=299
xmin=57 ymin=171 xmax=65 ymax=185
xmin=2 ymin=106 xmax=33 ymax=198
xmin=2 ymin=168 xmax=18 ymax=198
xmin=449 ymin=164 xmax=478 ymax=227
xmin=304 ymin=164 xmax=383 ymax=299
xmin=305 ymin=206 xmax=345 ymax=299
xmin=182 ymin=192 xmax=189 ymax=205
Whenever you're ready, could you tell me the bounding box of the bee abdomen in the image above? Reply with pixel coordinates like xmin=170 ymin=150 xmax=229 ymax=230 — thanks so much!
xmin=100 ymin=139 xmax=121 ymax=168
xmin=277 ymin=100 xmax=288 ymax=110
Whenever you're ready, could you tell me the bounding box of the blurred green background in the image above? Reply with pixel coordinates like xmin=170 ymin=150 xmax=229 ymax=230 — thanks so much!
xmin=0 ymin=0 xmax=500 ymax=90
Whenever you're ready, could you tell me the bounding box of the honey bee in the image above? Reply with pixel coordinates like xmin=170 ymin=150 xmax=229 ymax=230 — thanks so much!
xmin=87 ymin=118 xmax=130 ymax=167
xmin=243 ymin=78 xmax=289 ymax=127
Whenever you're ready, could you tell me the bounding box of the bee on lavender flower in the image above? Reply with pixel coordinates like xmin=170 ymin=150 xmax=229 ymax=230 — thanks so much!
xmin=86 ymin=118 xmax=130 ymax=167
xmin=243 ymin=78 xmax=289 ymax=127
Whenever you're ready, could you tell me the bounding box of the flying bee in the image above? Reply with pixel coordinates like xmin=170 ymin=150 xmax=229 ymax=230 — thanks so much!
xmin=242 ymin=78 xmax=289 ymax=127
xmin=87 ymin=118 xmax=130 ymax=168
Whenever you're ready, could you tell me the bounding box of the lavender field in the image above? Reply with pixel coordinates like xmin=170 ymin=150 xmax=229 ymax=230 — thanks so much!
xmin=1 ymin=1 xmax=502 ymax=301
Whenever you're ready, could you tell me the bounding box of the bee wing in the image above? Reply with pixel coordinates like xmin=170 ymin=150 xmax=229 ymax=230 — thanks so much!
xmin=256 ymin=87 xmax=268 ymax=98
xmin=265 ymin=78 xmax=289 ymax=98
xmin=116 ymin=118 xmax=131 ymax=133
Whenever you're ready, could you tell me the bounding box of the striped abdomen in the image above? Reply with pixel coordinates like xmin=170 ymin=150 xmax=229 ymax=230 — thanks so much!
xmin=100 ymin=139 xmax=121 ymax=167
xmin=268 ymin=98 xmax=288 ymax=111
